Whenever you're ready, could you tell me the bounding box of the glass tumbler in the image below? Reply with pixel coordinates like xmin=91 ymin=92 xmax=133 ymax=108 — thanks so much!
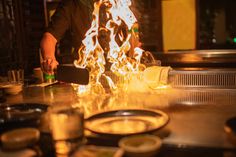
xmin=49 ymin=105 xmax=84 ymax=155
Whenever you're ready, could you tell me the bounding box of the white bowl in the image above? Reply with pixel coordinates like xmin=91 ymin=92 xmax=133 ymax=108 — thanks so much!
xmin=119 ymin=134 xmax=162 ymax=157
xmin=3 ymin=83 xmax=23 ymax=95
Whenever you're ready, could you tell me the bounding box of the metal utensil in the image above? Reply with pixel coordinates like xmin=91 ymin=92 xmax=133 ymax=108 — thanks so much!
xmin=56 ymin=64 xmax=89 ymax=85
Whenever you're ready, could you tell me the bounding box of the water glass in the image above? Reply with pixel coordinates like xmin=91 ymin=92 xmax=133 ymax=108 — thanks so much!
xmin=7 ymin=69 xmax=24 ymax=85
xmin=49 ymin=105 xmax=84 ymax=154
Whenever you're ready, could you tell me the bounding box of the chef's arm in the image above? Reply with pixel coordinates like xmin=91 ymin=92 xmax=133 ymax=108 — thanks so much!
xmin=40 ymin=32 xmax=59 ymax=74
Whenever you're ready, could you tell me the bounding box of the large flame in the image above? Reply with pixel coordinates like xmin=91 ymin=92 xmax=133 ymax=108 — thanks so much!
xmin=74 ymin=0 xmax=155 ymax=94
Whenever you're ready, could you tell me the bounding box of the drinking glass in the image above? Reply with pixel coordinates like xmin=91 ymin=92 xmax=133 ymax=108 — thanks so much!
xmin=7 ymin=69 xmax=24 ymax=85
xmin=49 ymin=105 xmax=85 ymax=155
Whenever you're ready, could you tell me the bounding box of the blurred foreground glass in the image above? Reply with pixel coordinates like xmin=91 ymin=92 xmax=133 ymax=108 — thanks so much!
xmin=7 ymin=69 xmax=24 ymax=84
xmin=49 ymin=105 xmax=85 ymax=155
xmin=33 ymin=67 xmax=44 ymax=83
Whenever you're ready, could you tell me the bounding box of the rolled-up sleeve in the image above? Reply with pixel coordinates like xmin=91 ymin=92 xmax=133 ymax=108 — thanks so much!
xmin=46 ymin=0 xmax=72 ymax=41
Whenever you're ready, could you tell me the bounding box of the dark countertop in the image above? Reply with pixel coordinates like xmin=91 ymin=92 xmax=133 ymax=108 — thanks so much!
xmin=3 ymin=83 xmax=236 ymax=155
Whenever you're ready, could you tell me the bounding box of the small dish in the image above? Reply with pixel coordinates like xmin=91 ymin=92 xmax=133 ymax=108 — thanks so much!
xmin=119 ymin=134 xmax=162 ymax=157
xmin=1 ymin=83 xmax=23 ymax=95
xmin=0 ymin=103 xmax=48 ymax=132
xmin=1 ymin=128 xmax=40 ymax=150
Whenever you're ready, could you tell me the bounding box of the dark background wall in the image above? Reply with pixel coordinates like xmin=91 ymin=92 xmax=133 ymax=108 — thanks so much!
xmin=0 ymin=0 xmax=45 ymax=76
xmin=198 ymin=0 xmax=236 ymax=49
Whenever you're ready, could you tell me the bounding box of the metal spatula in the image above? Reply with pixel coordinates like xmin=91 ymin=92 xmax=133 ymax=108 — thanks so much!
xmin=56 ymin=64 xmax=89 ymax=85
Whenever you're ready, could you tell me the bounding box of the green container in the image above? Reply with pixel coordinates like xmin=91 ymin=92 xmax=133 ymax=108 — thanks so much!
xmin=44 ymin=73 xmax=55 ymax=83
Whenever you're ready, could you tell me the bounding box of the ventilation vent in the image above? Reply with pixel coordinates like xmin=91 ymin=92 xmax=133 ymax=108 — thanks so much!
xmin=169 ymin=70 xmax=236 ymax=88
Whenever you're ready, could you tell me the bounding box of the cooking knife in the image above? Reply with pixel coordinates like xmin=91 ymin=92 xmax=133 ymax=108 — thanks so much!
xmin=56 ymin=64 xmax=89 ymax=85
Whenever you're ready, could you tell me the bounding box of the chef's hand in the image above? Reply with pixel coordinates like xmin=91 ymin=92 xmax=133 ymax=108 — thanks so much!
xmin=41 ymin=58 xmax=59 ymax=75
xmin=40 ymin=32 xmax=58 ymax=75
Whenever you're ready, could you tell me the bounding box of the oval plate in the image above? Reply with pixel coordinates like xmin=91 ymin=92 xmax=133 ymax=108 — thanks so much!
xmin=85 ymin=109 xmax=169 ymax=136
xmin=0 ymin=103 xmax=48 ymax=125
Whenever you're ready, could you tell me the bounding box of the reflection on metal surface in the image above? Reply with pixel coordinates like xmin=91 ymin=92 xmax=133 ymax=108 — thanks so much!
xmin=173 ymin=89 xmax=236 ymax=106
xmin=179 ymin=54 xmax=202 ymax=63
